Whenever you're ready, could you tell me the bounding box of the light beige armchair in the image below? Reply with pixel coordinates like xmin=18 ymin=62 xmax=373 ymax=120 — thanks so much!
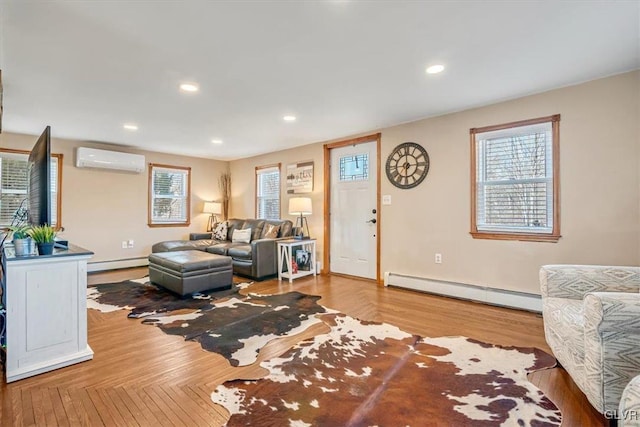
xmin=620 ymin=375 xmax=640 ymax=426
xmin=540 ymin=265 xmax=640 ymax=415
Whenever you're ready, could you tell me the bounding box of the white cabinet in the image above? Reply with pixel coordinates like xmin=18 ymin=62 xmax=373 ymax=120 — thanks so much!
xmin=2 ymin=244 xmax=94 ymax=382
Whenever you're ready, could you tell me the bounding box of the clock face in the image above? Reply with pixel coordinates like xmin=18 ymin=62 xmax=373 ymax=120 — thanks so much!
xmin=385 ymin=142 xmax=430 ymax=189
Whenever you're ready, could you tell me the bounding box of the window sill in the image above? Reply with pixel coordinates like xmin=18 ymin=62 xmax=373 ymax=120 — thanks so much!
xmin=148 ymin=222 xmax=191 ymax=228
xmin=470 ymin=231 xmax=561 ymax=243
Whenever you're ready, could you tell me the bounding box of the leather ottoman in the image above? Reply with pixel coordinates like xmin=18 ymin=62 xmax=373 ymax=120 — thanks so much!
xmin=148 ymin=250 xmax=233 ymax=296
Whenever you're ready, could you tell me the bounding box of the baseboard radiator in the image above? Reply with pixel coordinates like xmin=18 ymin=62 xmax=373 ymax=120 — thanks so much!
xmin=88 ymin=257 xmax=149 ymax=273
xmin=384 ymin=272 xmax=542 ymax=312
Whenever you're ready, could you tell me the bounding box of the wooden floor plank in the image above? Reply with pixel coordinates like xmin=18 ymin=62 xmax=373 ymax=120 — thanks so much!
xmin=68 ymin=388 xmax=104 ymax=427
xmin=58 ymin=387 xmax=83 ymax=426
xmin=105 ymin=387 xmax=139 ymax=426
xmin=180 ymin=384 xmax=221 ymax=419
xmin=136 ymin=387 xmax=174 ymax=427
xmin=20 ymin=389 xmax=36 ymax=427
xmin=0 ymin=268 xmax=605 ymax=426
xmin=40 ymin=387 xmax=59 ymax=426
xmin=8 ymin=388 xmax=20 ymax=427
xmin=29 ymin=388 xmax=47 ymax=427
xmin=143 ymin=386 xmax=185 ymax=427
xmin=113 ymin=387 xmax=145 ymax=425
xmin=48 ymin=387 xmax=71 ymax=427
xmin=122 ymin=386 xmax=162 ymax=427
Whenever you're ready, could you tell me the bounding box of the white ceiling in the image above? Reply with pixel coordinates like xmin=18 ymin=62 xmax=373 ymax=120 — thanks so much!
xmin=1 ymin=1 xmax=638 ymax=161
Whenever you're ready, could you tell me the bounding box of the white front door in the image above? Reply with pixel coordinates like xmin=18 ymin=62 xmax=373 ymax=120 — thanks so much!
xmin=329 ymin=141 xmax=378 ymax=279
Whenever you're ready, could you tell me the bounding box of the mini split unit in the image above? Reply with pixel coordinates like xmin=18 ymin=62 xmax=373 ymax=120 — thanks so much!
xmin=76 ymin=147 xmax=146 ymax=173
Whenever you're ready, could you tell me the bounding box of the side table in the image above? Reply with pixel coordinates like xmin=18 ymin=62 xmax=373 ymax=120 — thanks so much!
xmin=277 ymin=239 xmax=317 ymax=283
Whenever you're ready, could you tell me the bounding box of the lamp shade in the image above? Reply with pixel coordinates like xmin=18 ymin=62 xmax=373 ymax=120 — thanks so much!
xmin=288 ymin=197 xmax=312 ymax=215
xmin=203 ymin=201 xmax=222 ymax=214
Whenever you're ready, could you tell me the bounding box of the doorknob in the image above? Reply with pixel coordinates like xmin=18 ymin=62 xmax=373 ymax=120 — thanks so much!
xmin=366 ymin=218 xmax=377 ymax=224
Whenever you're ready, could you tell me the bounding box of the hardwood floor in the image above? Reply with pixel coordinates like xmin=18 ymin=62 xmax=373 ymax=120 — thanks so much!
xmin=0 ymin=268 xmax=605 ymax=426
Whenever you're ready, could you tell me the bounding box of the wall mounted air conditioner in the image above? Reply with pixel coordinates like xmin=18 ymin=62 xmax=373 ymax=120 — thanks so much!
xmin=76 ymin=147 xmax=145 ymax=173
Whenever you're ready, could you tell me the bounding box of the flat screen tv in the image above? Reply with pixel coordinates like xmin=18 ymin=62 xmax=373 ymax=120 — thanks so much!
xmin=28 ymin=126 xmax=52 ymax=227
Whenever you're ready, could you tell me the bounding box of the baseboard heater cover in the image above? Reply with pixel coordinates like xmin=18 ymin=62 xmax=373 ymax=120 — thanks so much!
xmin=384 ymin=272 xmax=542 ymax=312
xmin=88 ymin=257 xmax=149 ymax=272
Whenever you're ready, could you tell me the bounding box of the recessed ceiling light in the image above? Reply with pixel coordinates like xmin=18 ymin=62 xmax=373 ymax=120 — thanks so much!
xmin=426 ymin=64 xmax=445 ymax=74
xmin=283 ymin=115 xmax=296 ymax=122
xmin=123 ymin=123 xmax=138 ymax=131
xmin=179 ymin=82 xmax=199 ymax=92
xmin=211 ymin=139 xmax=223 ymax=144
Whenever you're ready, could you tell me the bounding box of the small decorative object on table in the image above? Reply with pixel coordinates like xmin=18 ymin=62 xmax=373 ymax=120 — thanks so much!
xmin=29 ymin=224 xmax=57 ymax=256
xmin=7 ymin=224 xmax=32 ymax=256
xmin=296 ymin=250 xmax=311 ymax=271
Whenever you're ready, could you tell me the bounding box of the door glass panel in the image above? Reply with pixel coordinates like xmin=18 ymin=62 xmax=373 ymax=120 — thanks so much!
xmin=339 ymin=154 xmax=368 ymax=181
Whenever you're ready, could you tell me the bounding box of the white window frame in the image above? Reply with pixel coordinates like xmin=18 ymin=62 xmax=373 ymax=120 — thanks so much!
xmin=148 ymin=163 xmax=191 ymax=227
xmin=0 ymin=148 xmax=63 ymax=229
xmin=470 ymin=115 xmax=560 ymax=242
xmin=255 ymin=164 xmax=281 ymax=220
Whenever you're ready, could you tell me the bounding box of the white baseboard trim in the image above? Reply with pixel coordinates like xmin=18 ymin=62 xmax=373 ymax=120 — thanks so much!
xmin=383 ymin=272 xmax=542 ymax=312
xmin=88 ymin=257 xmax=149 ymax=273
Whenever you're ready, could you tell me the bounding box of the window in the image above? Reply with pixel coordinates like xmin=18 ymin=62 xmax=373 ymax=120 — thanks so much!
xmin=470 ymin=115 xmax=560 ymax=242
xmin=256 ymin=164 xmax=280 ymax=220
xmin=339 ymin=153 xmax=369 ymax=181
xmin=0 ymin=149 xmax=62 ymax=228
xmin=148 ymin=163 xmax=191 ymax=226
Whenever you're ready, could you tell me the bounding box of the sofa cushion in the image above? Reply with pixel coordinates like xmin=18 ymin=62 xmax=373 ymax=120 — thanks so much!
xmin=227 ymin=219 xmax=245 ymax=241
xmin=206 ymin=241 xmax=244 ymax=256
xmin=232 ymin=228 xmax=251 ymax=243
xmin=261 ymin=223 xmax=280 ymax=239
xmin=152 ymin=239 xmax=214 ymax=253
xmin=243 ymin=219 xmax=266 ymax=241
xmin=277 ymin=220 xmax=293 ymax=237
xmin=212 ymin=221 xmax=228 ymax=241
xmin=227 ymin=245 xmax=252 ymax=261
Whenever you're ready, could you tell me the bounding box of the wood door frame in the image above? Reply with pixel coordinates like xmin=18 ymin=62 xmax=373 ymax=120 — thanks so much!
xmin=323 ymin=133 xmax=381 ymax=283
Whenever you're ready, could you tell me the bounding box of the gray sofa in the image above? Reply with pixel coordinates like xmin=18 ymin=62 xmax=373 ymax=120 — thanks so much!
xmin=152 ymin=218 xmax=294 ymax=281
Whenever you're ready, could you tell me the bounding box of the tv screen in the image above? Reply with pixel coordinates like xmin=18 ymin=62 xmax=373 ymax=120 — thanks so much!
xmin=28 ymin=126 xmax=52 ymax=227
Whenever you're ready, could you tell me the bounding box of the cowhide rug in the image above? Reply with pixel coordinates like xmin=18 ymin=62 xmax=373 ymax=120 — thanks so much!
xmin=88 ymin=278 xmax=561 ymax=425
xmin=211 ymin=313 xmax=561 ymax=426
xmin=87 ymin=278 xmax=326 ymax=366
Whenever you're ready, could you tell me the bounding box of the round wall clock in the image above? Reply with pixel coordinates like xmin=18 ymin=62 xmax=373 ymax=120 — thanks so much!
xmin=385 ymin=142 xmax=430 ymax=189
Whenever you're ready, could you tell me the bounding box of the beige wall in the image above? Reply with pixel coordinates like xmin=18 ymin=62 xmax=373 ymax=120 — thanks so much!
xmin=230 ymin=71 xmax=640 ymax=294
xmin=2 ymin=72 xmax=636 ymax=291
xmin=230 ymin=144 xmax=326 ymax=256
xmin=0 ymin=133 xmax=228 ymax=264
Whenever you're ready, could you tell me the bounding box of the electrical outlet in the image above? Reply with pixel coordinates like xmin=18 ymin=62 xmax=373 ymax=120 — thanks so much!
xmin=435 ymin=253 xmax=442 ymax=264
xmin=121 ymin=241 xmax=128 ymax=249
xmin=128 ymin=239 xmax=134 ymax=248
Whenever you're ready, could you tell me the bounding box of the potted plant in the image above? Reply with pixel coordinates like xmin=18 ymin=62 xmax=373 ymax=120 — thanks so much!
xmin=29 ymin=224 xmax=56 ymax=256
xmin=7 ymin=224 xmax=32 ymax=256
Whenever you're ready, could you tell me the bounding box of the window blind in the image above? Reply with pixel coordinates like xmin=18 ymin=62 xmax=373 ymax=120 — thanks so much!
xmin=256 ymin=166 xmax=280 ymax=220
xmin=151 ymin=166 xmax=189 ymax=224
xmin=476 ymin=123 xmax=553 ymax=233
xmin=0 ymin=151 xmax=59 ymax=227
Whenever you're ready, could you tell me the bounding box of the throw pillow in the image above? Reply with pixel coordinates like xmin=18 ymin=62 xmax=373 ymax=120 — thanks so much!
xmin=231 ymin=228 xmax=251 ymax=243
xmin=261 ymin=223 xmax=280 ymax=239
xmin=213 ymin=221 xmax=228 ymax=241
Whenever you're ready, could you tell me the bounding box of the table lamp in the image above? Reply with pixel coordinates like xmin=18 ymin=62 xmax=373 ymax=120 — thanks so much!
xmin=203 ymin=201 xmax=222 ymax=232
xmin=288 ymin=197 xmax=312 ymax=240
